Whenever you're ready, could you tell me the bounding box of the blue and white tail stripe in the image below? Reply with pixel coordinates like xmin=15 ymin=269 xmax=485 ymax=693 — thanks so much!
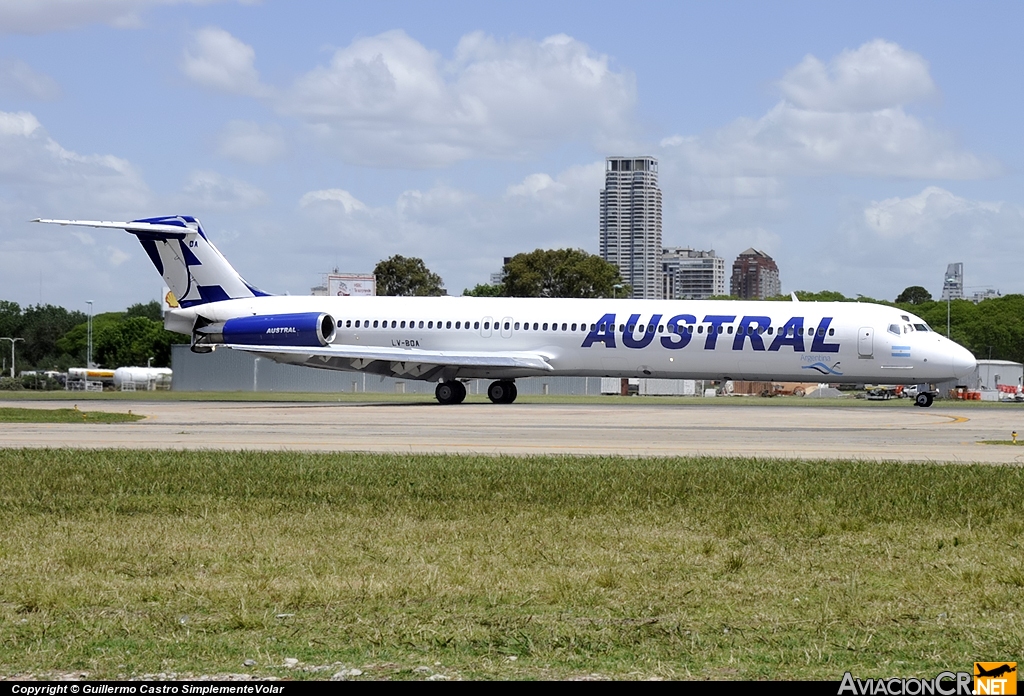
xmin=34 ymin=215 xmax=270 ymax=308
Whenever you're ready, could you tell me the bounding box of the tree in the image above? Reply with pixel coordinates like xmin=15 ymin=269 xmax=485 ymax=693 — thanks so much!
xmin=502 ymin=248 xmax=628 ymax=298
xmin=373 ymin=255 xmax=445 ymax=296
xmin=462 ymin=283 xmax=504 ymax=297
xmin=125 ymin=300 xmax=163 ymax=321
xmin=895 ymin=286 xmax=933 ymax=305
xmin=93 ymin=316 xmax=184 ymax=368
xmin=18 ymin=304 xmax=87 ymax=368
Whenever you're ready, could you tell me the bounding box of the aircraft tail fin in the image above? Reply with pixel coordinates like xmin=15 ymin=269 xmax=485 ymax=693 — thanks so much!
xmin=34 ymin=215 xmax=269 ymax=308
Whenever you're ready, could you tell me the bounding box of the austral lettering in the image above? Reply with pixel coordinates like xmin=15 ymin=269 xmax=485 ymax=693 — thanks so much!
xmin=581 ymin=314 xmax=842 ymax=353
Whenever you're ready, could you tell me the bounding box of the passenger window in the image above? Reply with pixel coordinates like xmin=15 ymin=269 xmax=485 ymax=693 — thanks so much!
xmin=446 ymin=321 xmax=452 ymax=329
xmin=543 ymin=323 xmax=549 ymax=330
xmin=346 ymin=320 xmax=352 ymax=328
xmin=388 ymin=320 xmax=394 ymax=328
xmin=591 ymin=324 xmax=597 ymax=331
xmin=767 ymin=327 xmax=773 ymax=335
xmin=698 ymin=326 xmax=704 ymax=334
xmin=504 ymin=322 xmax=510 ymax=330
xmin=628 ymin=324 xmax=635 ymax=332
xmin=474 ymin=321 xmax=479 ymax=329
xmin=829 ymin=328 xmax=834 ymax=336
xmin=561 ymin=323 xmax=567 ymax=331
xmin=428 ymin=321 xmax=433 ymax=329
xmin=571 ymin=323 xmax=577 ymax=331
xmin=658 ymin=325 xmax=664 ymax=333
xmin=514 ymin=322 xmax=520 ymax=330
xmin=533 ymin=323 xmax=538 ymax=330
xmin=372 ymin=320 xmax=378 ymax=328
xmin=484 ymin=322 xmax=490 ymax=330
xmin=619 ymin=324 xmax=625 ymax=332
xmin=400 ymin=320 xmax=406 ymax=329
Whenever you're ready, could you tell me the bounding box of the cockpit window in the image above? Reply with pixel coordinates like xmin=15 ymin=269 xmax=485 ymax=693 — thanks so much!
xmin=888 ymin=324 xmax=900 ymax=336
xmin=913 ymin=324 xmax=929 ymax=331
xmin=901 ymin=315 xmax=910 ymax=321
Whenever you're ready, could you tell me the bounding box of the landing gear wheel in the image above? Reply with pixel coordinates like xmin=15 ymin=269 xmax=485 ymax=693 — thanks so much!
xmin=915 ymin=392 xmax=934 ymax=408
xmin=487 ymin=380 xmax=517 ymax=404
xmin=435 ymin=381 xmax=467 ymax=405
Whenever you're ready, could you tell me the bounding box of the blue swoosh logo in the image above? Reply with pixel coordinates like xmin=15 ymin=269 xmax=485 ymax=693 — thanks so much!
xmin=801 ymin=362 xmax=843 ymax=376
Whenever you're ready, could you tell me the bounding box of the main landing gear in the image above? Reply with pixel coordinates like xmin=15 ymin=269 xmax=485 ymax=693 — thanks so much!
xmin=434 ymin=380 xmax=519 ymax=405
xmin=487 ymin=380 xmax=518 ymax=404
xmin=435 ymin=380 xmax=466 ymax=405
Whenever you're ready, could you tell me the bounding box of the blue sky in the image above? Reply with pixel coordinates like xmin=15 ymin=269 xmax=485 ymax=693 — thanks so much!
xmin=1 ymin=0 xmax=1022 ymax=312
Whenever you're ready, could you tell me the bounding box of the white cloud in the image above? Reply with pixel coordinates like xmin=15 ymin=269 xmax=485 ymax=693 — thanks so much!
xmin=0 ymin=0 xmax=245 ymax=35
xmin=216 ymin=120 xmax=286 ymax=164
xmin=658 ymin=39 xmax=996 ymax=194
xmin=828 ymin=187 xmax=1024 ymax=297
xmin=293 ymin=162 xmax=607 ymax=293
xmin=0 ymin=109 xmax=150 ymax=213
xmin=279 ymin=30 xmax=635 ymax=167
xmin=180 ymin=170 xmax=268 ymax=210
xmin=181 ymin=26 xmax=268 ymax=97
xmin=299 ymin=188 xmax=367 ymax=214
xmin=0 ymin=59 xmax=60 ymax=100
xmin=862 ymin=186 xmax=1004 ymax=244
xmin=778 ymin=39 xmax=936 ymax=112
xmin=0 ymin=109 xmax=156 ymax=312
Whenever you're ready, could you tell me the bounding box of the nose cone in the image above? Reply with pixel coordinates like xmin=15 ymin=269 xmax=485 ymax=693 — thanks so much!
xmin=951 ymin=344 xmax=976 ymax=379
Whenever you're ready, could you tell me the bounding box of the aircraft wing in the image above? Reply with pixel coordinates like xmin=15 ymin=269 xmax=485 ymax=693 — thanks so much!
xmin=223 ymin=343 xmax=555 ymax=377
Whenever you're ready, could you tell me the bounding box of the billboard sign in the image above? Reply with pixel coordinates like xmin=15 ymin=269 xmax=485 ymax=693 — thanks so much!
xmin=328 ymin=274 xmax=376 ymax=297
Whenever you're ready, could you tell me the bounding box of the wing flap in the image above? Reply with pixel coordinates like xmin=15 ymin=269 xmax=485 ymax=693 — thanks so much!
xmin=223 ymin=343 xmax=554 ymax=371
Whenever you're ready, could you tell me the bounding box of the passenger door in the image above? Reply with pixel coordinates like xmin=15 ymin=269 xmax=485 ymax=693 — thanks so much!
xmin=500 ymin=317 xmax=513 ymax=338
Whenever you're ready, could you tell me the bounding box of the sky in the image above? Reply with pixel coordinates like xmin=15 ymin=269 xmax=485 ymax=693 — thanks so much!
xmin=1 ymin=0 xmax=1023 ymax=313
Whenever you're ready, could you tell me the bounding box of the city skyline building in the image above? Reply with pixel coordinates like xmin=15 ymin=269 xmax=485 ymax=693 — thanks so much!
xmin=730 ymin=248 xmax=781 ymax=299
xmin=599 ymin=156 xmax=663 ymax=299
xmin=662 ymin=247 xmax=726 ymax=300
xmin=941 ymin=262 xmax=964 ymax=301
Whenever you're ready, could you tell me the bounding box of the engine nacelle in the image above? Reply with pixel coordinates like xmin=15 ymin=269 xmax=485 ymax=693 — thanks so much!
xmin=195 ymin=312 xmax=336 ymax=348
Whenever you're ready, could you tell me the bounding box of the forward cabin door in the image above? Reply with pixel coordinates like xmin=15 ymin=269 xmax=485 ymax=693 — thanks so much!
xmin=500 ymin=317 xmax=513 ymax=338
xmin=858 ymin=327 xmax=874 ymax=358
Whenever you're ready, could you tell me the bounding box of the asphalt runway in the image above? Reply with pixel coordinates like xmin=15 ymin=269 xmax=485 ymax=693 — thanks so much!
xmin=3 ymin=399 xmax=1024 ymax=463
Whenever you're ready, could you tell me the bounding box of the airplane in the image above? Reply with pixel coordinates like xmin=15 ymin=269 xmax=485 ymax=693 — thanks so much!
xmin=35 ymin=215 xmax=977 ymax=406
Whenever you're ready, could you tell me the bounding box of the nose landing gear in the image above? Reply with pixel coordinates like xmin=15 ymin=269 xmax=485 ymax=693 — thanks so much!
xmin=435 ymin=380 xmax=467 ymax=405
xmin=487 ymin=380 xmax=518 ymax=404
xmin=914 ymin=391 xmax=934 ymax=408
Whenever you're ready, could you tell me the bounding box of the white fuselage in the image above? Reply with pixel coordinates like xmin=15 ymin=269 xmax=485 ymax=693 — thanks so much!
xmin=168 ymin=295 xmax=977 ymax=384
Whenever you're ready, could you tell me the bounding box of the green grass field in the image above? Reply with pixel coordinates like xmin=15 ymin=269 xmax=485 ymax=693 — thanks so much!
xmin=0 ymin=450 xmax=1021 ymax=680
xmin=0 ymin=407 xmax=144 ymax=423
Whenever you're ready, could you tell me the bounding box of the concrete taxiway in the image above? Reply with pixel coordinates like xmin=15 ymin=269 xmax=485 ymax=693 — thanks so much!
xmin=2 ymin=399 xmax=1024 ymax=463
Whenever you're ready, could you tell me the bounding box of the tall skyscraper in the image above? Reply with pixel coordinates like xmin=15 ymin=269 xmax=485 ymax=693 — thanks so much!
xmin=599 ymin=156 xmax=663 ymax=299
xmin=730 ymin=248 xmax=781 ymax=299
xmin=941 ymin=262 xmax=964 ymax=301
xmin=662 ymin=247 xmax=726 ymax=300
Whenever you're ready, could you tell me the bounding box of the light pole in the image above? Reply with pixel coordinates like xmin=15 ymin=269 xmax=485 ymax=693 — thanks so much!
xmin=612 ymin=283 xmax=623 ymax=299
xmin=944 ymin=280 xmax=953 ymax=338
xmin=0 ymin=337 xmax=24 ymax=379
xmin=86 ymin=300 xmax=94 ymax=368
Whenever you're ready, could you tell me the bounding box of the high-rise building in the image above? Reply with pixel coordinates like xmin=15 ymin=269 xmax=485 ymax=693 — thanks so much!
xmin=941 ymin=262 xmax=964 ymax=301
xmin=599 ymin=156 xmax=663 ymax=299
xmin=730 ymin=248 xmax=781 ymax=299
xmin=662 ymin=247 xmax=726 ymax=300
